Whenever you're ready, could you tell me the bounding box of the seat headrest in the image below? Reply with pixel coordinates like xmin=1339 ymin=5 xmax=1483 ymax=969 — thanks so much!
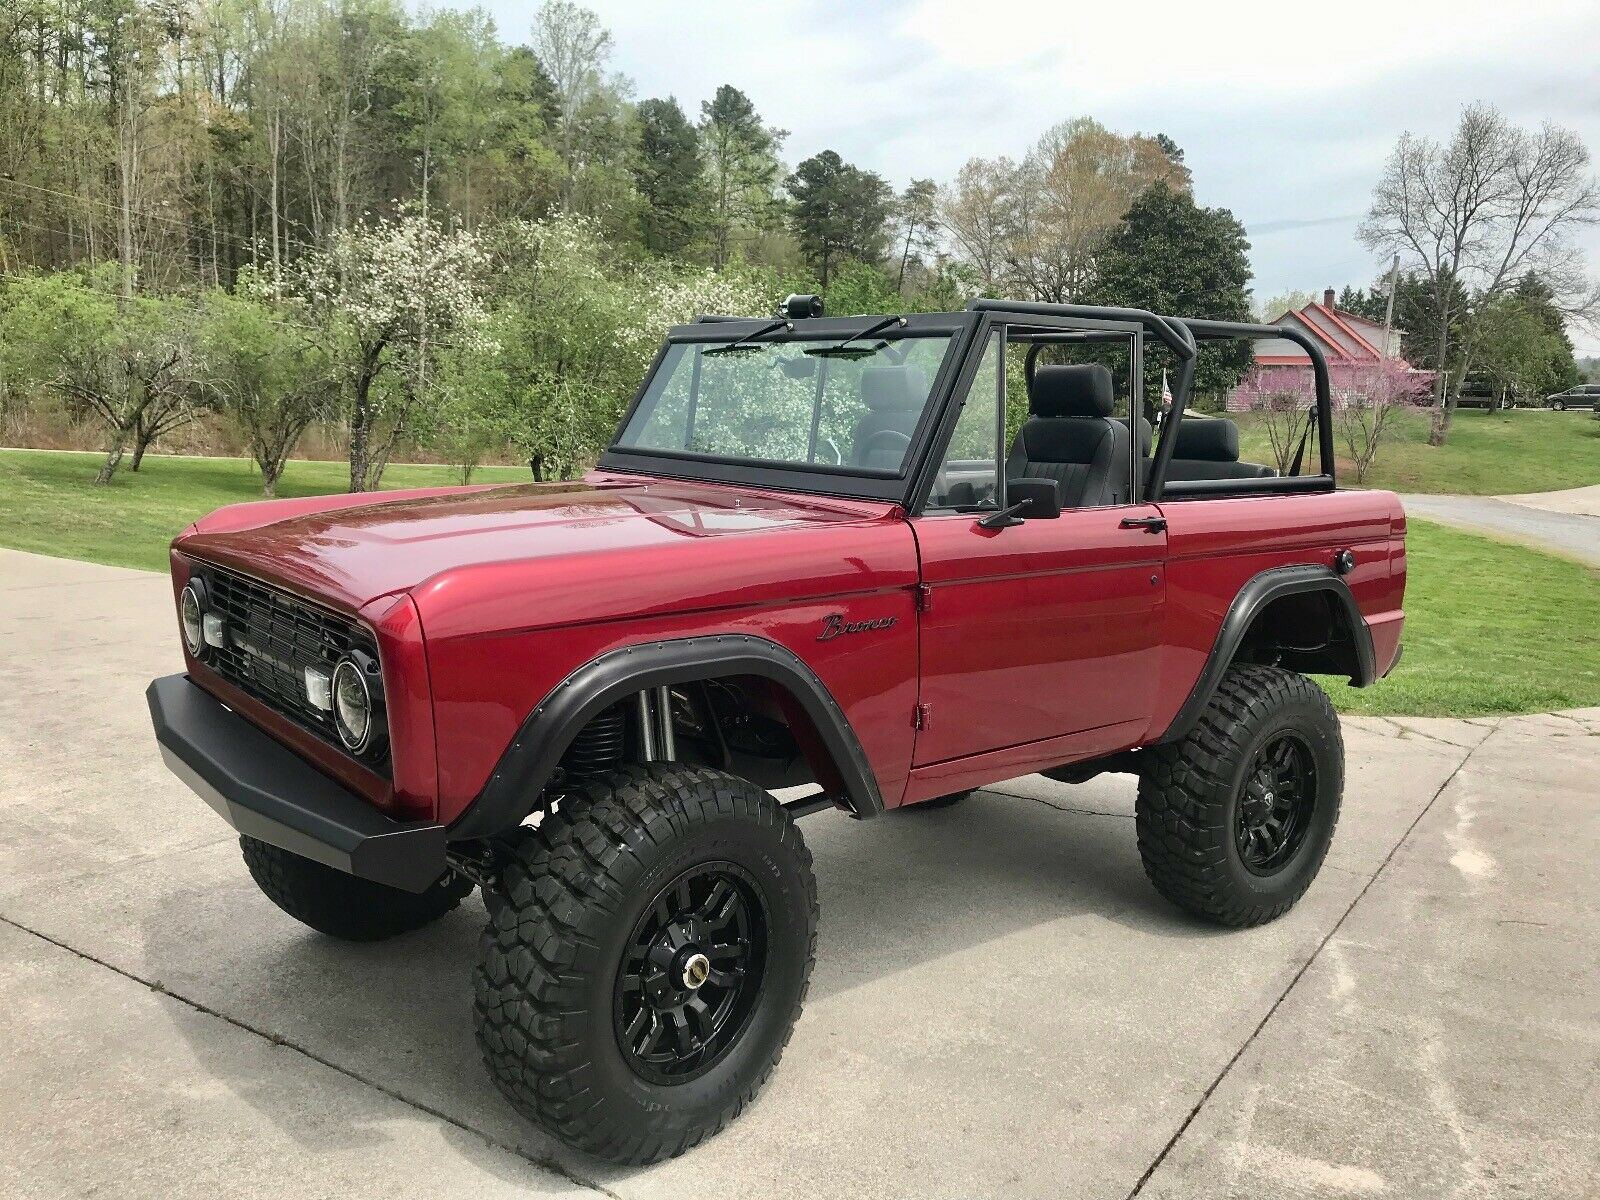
xmin=1172 ymin=417 xmax=1240 ymax=462
xmin=860 ymin=366 xmax=928 ymax=412
xmin=1030 ymin=364 xmax=1115 ymax=418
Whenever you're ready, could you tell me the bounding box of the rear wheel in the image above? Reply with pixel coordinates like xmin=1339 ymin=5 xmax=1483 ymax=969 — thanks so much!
xmin=239 ymin=836 xmax=471 ymax=941
xmin=1135 ymin=666 xmax=1342 ymax=927
xmin=474 ymin=764 xmax=816 ymax=1165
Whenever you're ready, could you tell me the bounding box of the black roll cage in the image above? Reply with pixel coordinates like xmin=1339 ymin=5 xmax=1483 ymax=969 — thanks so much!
xmin=596 ymin=300 xmax=1336 ymax=509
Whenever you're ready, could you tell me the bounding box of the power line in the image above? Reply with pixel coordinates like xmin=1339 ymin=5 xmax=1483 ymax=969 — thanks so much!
xmin=0 ymin=175 xmax=324 ymax=257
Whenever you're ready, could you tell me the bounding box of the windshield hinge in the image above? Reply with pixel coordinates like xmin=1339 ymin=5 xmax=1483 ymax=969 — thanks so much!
xmin=913 ymin=702 xmax=931 ymax=731
xmin=914 ymin=583 xmax=933 ymax=613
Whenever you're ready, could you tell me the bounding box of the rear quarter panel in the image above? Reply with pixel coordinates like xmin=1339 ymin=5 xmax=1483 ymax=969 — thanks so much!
xmin=1149 ymin=489 xmax=1406 ymax=737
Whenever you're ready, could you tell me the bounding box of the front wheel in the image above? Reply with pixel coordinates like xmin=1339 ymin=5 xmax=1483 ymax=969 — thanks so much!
xmin=1552 ymin=400 xmax=1567 ymax=411
xmin=474 ymin=765 xmax=817 ymax=1165
xmin=1135 ymin=665 xmax=1342 ymax=927
xmin=239 ymin=836 xmax=472 ymax=941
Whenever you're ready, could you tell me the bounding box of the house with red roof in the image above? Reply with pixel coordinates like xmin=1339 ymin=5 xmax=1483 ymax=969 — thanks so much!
xmin=1227 ymin=289 xmax=1433 ymax=411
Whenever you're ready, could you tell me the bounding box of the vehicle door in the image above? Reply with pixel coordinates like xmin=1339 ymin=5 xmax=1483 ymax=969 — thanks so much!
xmin=909 ymin=324 xmax=1168 ymax=767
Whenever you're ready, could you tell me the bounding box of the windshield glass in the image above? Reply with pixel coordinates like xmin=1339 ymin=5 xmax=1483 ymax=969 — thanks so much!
xmin=615 ymin=334 xmax=954 ymax=474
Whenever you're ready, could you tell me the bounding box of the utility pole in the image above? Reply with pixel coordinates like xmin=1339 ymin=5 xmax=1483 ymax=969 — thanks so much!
xmin=1379 ymin=253 xmax=1400 ymax=362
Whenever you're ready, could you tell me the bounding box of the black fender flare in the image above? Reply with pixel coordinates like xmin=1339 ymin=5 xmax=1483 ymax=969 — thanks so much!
xmin=448 ymin=634 xmax=885 ymax=840
xmin=1156 ymin=565 xmax=1375 ymax=745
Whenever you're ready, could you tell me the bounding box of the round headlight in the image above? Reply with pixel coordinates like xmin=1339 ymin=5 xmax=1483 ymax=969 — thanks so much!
xmin=180 ymin=583 xmax=206 ymax=657
xmin=332 ymin=656 xmax=378 ymax=752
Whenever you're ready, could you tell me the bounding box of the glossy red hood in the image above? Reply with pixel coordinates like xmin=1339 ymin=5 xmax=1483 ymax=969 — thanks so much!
xmin=175 ymin=474 xmax=914 ymax=630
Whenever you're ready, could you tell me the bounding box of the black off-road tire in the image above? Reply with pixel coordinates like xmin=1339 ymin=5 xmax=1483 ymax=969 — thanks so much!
xmin=1136 ymin=665 xmax=1343 ymax=928
xmin=239 ymin=835 xmax=472 ymax=941
xmin=474 ymin=764 xmax=817 ymax=1165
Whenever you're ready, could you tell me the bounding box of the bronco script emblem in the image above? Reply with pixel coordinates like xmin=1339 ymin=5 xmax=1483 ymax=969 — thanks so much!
xmin=817 ymin=613 xmax=897 ymax=641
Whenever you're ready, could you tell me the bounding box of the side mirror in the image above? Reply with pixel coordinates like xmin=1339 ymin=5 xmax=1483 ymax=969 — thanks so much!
xmin=977 ymin=476 xmax=1061 ymax=529
xmin=1009 ymin=477 xmax=1062 ymax=519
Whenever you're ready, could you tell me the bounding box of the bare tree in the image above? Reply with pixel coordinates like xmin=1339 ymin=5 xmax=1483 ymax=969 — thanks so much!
xmin=1334 ymin=360 xmax=1429 ymax=483
xmin=939 ymin=156 xmax=1018 ymax=292
xmin=530 ymin=1 xmax=612 ymax=204
xmin=1005 ymin=119 xmax=1190 ymax=303
xmin=1360 ymin=104 xmax=1600 ymax=444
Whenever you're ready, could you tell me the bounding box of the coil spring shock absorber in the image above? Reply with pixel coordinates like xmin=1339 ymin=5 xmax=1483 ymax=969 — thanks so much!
xmin=561 ymin=702 xmax=629 ymax=775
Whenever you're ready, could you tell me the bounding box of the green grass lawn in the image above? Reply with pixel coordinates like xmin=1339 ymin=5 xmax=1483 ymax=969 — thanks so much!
xmin=1319 ymin=519 xmax=1598 ymax=717
xmin=0 ymin=448 xmax=530 ymax=572
xmin=1235 ymin=406 xmax=1600 ymax=495
xmin=2 ymin=447 xmax=1595 ymax=718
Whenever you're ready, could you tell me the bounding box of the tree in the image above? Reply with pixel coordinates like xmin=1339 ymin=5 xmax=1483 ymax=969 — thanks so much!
xmin=1333 ymin=360 xmax=1429 ymax=482
xmin=698 ymin=85 xmax=784 ymax=267
xmin=785 ymin=150 xmax=892 ymax=287
xmin=633 ymin=97 xmax=706 ymax=255
xmin=0 ymin=269 xmax=203 ymax=482
xmin=1005 ymin=119 xmax=1191 ymax=302
xmin=530 ymin=0 xmax=614 ymax=205
xmin=893 ymin=178 xmax=939 ymax=293
xmin=1090 ymin=182 xmax=1255 ymax=402
xmin=292 ymin=212 xmax=491 ymax=491
xmin=1359 ymin=103 xmax=1600 ymax=444
xmin=196 ymin=282 xmax=333 ymax=497
xmin=1256 ymin=290 xmax=1319 ymax=321
xmin=939 ymin=157 xmax=1018 ymax=292
xmin=1474 ymin=281 xmax=1580 ymax=402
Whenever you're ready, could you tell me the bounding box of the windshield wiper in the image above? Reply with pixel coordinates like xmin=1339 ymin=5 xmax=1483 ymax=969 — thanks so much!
xmin=805 ymin=315 xmax=906 ymax=358
xmin=704 ymin=318 xmax=792 ymax=356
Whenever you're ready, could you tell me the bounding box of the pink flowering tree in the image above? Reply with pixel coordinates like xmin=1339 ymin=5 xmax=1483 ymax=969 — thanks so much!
xmin=1333 ymin=358 xmax=1431 ymax=482
xmin=1232 ymin=365 xmax=1314 ymax=475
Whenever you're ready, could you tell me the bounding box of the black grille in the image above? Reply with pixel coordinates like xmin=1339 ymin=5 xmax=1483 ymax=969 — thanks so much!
xmin=197 ymin=563 xmax=387 ymax=769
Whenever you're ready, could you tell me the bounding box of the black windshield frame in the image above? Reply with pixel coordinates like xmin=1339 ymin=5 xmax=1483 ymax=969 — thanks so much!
xmin=599 ymin=313 xmax=978 ymax=502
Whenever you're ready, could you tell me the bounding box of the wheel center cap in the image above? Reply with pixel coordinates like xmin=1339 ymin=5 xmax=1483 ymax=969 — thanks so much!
xmin=680 ymin=951 xmax=711 ymax=990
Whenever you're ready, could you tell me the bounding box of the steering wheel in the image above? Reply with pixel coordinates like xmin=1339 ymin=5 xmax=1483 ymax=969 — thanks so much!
xmin=857 ymin=428 xmax=912 ymax=468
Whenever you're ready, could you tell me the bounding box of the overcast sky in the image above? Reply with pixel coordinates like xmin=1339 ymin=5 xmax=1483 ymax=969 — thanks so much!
xmin=461 ymin=0 xmax=1600 ymax=352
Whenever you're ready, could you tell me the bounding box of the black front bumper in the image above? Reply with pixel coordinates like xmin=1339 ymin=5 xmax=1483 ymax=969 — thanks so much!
xmin=147 ymin=674 xmax=447 ymax=893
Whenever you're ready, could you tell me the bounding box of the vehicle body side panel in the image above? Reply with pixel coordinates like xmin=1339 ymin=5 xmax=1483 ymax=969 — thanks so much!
xmin=1147 ymin=489 xmax=1406 ymax=739
xmin=910 ymin=505 xmax=1167 ymax=765
xmin=417 ymin=518 xmax=920 ymax=822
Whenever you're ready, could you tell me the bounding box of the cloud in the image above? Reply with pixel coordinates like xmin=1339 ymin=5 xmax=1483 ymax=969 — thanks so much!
xmin=461 ymin=0 xmax=1600 ymax=349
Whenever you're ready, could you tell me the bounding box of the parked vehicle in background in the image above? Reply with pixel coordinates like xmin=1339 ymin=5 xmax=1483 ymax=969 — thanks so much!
xmin=1454 ymin=375 xmax=1515 ymax=410
xmin=146 ymin=295 xmax=1405 ymax=1165
xmin=1545 ymin=384 xmax=1600 ymax=410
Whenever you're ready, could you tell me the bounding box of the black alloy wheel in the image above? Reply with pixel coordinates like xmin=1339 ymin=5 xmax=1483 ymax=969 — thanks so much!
xmin=1136 ymin=665 xmax=1343 ymax=927
xmin=1233 ymin=734 xmax=1317 ymax=875
xmin=615 ymin=862 xmax=768 ymax=1085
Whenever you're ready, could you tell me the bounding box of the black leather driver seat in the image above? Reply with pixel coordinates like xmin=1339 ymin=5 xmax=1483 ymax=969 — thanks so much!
xmin=1006 ymin=364 xmax=1132 ymax=508
xmin=851 ymin=366 xmax=928 ymax=470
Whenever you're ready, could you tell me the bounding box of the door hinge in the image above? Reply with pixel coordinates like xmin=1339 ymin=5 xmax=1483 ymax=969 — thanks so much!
xmin=914 ymin=582 xmax=933 ymax=612
xmin=913 ymin=702 xmax=931 ymax=730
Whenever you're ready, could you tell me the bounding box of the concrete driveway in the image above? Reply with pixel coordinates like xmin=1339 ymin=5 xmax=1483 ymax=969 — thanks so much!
xmin=2 ymin=547 xmax=1597 ymax=1199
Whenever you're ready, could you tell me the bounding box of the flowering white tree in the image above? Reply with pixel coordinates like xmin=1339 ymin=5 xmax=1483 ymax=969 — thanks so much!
xmin=485 ymin=214 xmax=774 ymax=479
xmin=294 ymin=212 xmax=491 ymax=491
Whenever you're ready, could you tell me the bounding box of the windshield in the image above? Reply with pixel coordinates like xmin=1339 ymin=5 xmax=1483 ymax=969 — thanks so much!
xmin=615 ymin=334 xmax=955 ymax=474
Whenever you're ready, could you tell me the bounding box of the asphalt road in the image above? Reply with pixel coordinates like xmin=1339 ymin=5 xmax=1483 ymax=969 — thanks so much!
xmin=1402 ymin=486 xmax=1600 ymax=567
xmin=2 ymin=547 xmax=1597 ymax=1199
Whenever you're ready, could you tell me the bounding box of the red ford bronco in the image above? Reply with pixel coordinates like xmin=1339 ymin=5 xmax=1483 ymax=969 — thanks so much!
xmin=148 ymin=296 xmax=1404 ymax=1164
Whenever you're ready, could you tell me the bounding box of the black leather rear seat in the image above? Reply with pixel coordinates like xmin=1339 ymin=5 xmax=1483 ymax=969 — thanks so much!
xmin=1166 ymin=417 xmax=1276 ymax=481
